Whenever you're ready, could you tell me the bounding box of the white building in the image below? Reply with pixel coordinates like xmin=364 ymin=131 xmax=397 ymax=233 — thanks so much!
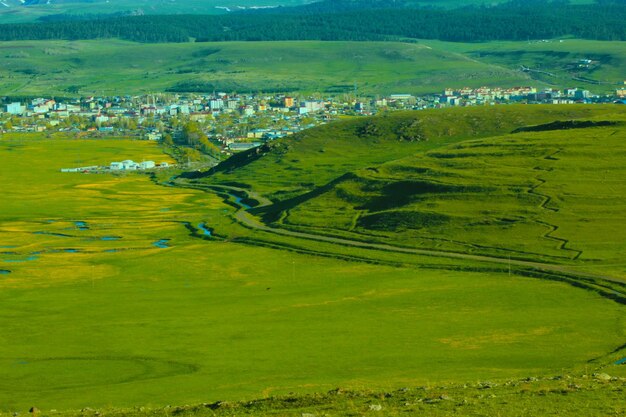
xmin=209 ymin=99 xmax=224 ymax=110
xmin=5 ymin=103 xmax=25 ymax=115
xmin=146 ymin=132 xmax=162 ymax=141
xmin=140 ymin=161 xmax=156 ymax=169
xmin=121 ymin=160 xmax=139 ymax=170
xmin=390 ymin=94 xmax=414 ymax=101
xmin=226 ymin=99 xmax=239 ymax=110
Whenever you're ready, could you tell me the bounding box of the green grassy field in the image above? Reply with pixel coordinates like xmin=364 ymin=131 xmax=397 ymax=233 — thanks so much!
xmin=1 ymin=107 xmax=625 ymax=414
xmin=1 ymin=38 xmax=624 ymax=97
xmin=22 ymin=371 xmax=626 ymax=417
xmin=425 ymin=38 xmax=626 ymax=91
xmin=0 ymin=39 xmax=531 ymax=96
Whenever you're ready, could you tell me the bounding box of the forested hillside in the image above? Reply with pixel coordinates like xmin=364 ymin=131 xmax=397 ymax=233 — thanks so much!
xmin=0 ymin=2 xmax=624 ymax=43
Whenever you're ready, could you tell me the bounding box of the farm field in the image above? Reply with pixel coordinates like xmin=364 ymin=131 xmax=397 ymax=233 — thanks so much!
xmin=1 ymin=106 xmax=625 ymax=414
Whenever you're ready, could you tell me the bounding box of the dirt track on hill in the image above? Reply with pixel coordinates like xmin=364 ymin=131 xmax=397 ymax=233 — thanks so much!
xmin=181 ymin=181 xmax=626 ymax=289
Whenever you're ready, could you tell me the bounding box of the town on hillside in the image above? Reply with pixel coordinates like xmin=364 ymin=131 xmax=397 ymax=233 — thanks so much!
xmin=2 ymin=85 xmax=625 ymax=156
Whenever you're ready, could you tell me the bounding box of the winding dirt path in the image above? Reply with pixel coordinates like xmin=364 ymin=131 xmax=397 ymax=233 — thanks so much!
xmin=181 ymin=181 xmax=625 ymax=287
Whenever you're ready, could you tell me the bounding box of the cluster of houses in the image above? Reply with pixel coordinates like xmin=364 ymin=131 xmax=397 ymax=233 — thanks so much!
xmin=434 ymin=85 xmax=626 ymax=107
xmin=3 ymin=85 xmax=625 ymax=153
xmin=0 ymin=93 xmax=326 ymax=140
xmin=61 ymin=159 xmax=170 ymax=173
xmin=109 ymin=160 xmax=169 ymax=171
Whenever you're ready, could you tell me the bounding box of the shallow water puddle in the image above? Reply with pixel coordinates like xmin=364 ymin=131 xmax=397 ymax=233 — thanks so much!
xmin=198 ymin=223 xmax=212 ymax=237
xmin=152 ymin=239 xmax=171 ymax=249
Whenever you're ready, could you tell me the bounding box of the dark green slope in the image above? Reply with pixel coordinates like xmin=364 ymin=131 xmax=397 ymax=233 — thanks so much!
xmin=1 ymin=3 xmax=625 ymax=42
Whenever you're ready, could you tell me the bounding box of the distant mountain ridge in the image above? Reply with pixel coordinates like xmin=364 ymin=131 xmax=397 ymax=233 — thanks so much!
xmin=0 ymin=0 xmax=318 ymax=23
xmin=2 ymin=0 xmax=96 ymax=5
xmin=0 ymin=0 xmax=318 ymax=8
xmin=236 ymin=0 xmax=577 ymax=14
xmin=0 ymin=0 xmax=603 ymax=23
xmin=237 ymin=0 xmax=411 ymax=14
xmin=1 ymin=1 xmax=624 ymax=42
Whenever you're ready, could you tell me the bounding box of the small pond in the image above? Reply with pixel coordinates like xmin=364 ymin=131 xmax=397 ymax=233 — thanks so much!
xmin=152 ymin=239 xmax=171 ymax=249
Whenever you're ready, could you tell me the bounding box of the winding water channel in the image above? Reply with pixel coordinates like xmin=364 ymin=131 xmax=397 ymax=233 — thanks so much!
xmin=197 ymin=223 xmax=212 ymax=237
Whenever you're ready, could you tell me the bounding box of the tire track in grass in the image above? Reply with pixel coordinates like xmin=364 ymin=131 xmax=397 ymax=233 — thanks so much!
xmin=277 ymin=214 xmax=574 ymax=262
xmin=530 ymin=149 xmax=583 ymax=260
xmin=0 ymin=356 xmax=198 ymax=392
xmin=164 ymin=178 xmax=625 ymax=289
xmin=188 ymin=179 xmax=575 ymax=262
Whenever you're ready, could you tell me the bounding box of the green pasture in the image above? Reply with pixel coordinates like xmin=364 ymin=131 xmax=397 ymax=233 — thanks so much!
xmin=425 ymin=38 xmax=626 ymax=91
xmin=26 ymin=372 xmax=626 ymax=417
xmin=1 ymin=128 xmax=624 ymax=412
xmin=0 ymin=39 xmax=534 ymax=96
xmin=1 ymin=38 xmax=624 ymax=97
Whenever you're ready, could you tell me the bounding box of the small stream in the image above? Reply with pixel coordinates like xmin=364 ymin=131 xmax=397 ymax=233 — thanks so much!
xmin=234 ymin=196 xmax=252 ymax=210
xmin=197 ymin=223 xmax=212 ymax=237
xmin=0 ymin=270 xmax=11 ymax=275
xmin=615 ymin=357 xmax=626 ymax=365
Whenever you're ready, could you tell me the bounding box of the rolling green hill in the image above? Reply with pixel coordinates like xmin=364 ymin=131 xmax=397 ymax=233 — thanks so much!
xmin=193 ymin=105 xmax=626 ymax=276
xmin=0 ymin=39 xmax=532 ymax=96
xmin=426 ymin=39 xmax=626 ymax=91
xmin=1 ymin=39 xmax=625 ymax=97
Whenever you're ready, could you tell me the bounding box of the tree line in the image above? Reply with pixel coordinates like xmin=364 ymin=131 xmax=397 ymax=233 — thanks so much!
xmin=0 ymin=2 xmax=624 ymax=43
